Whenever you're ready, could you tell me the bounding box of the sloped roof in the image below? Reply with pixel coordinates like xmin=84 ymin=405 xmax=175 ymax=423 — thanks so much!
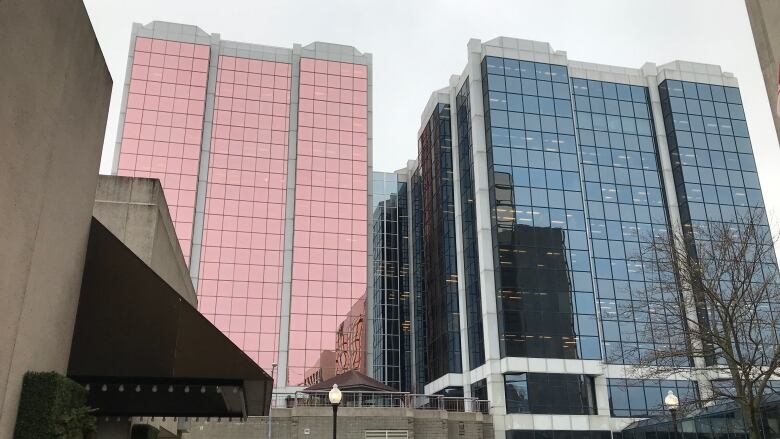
xmin=303 ymin=370 xmax=396 ymax=393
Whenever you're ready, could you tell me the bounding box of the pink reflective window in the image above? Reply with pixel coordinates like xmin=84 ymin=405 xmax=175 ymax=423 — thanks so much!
xmin=288 ymin=59 xmax=368 ymax=386
xmin=117 ymin=37 xmax=209 ymax=263
xmin=198 ymin=56 xmax=292 ymax=372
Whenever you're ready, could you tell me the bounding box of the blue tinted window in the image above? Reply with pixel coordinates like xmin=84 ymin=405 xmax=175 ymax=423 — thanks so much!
xmin=659 ymin=79 xmax=776 ymax=368
xmin=572 ymin=79 xmax=677 ymax=366
xmin=608 ymin=379 xmax=698 ymax=417
xmin=488 ymin=74 xmax=505 ymax=92
xmin=483 ymin=58 xmax=598 ymax=360
xmin=506 ymin=77 xmax=522 ymax=94
xmin=506 ymin=373 xmax=597 ymax=415
xmin=418 ymin=102 xmax=462 ymax=380
xmin=456 ymin=81 xmax=485 ymax=369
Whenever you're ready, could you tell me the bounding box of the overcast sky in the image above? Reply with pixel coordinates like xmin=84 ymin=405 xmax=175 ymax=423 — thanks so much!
xmin=85 ymin=0 xmax=780 ymax=224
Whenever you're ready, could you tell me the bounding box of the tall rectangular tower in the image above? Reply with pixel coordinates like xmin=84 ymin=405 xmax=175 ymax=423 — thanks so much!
xmin=112 ymin=22 xmax=372 ymax=389
xmin=371 ymin=171 xmax=412 ymax=391
xmin=401 ymin=37 xmax=772 ymax=439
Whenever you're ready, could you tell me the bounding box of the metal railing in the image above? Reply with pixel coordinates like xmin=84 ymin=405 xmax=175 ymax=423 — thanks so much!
xmin=269 ymin=392 xmax=298 ymax=408
xmin=269 ymin=391 xmax=490 ymax=414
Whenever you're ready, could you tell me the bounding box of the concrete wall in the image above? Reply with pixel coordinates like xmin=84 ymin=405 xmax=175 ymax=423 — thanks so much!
xmin=746 ymin=0 xmax=780 ymax=141
xmin=0 ymin=0 xmax=112 ymax=437
xmin=185 ymin=407 xmax=492 ymax=438
xmin=93 ymin=176 xmax=198 ymax=305
xmin=95 ymin=418 xmax=179 ymax=439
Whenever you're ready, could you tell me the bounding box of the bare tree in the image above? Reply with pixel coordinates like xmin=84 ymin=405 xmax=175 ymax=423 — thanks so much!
xmin=623 ymin=208 xmax=780 ymax=439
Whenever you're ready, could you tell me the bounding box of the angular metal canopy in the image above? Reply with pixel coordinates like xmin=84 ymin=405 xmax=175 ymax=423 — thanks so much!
xmin=68 ymin=219 xmax=272 ymax=417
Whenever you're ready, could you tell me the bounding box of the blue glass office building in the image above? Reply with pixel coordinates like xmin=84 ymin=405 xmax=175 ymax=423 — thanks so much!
xmin=371 ymin=171 xmax=412 ymax=392
xmin=369 ymin=38 xmax=772 ymax=439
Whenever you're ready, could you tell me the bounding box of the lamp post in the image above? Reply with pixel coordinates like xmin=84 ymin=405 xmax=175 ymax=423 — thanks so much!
xmin=665 ymin=390 xmax=680 ymax=438
xmin=329 ymin=384 xmax=342 ymax=439
xmin=267 ymin=363 xmax=277 ymax=439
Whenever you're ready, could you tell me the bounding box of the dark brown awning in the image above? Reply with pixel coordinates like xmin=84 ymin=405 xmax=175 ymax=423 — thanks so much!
xmin=68 ymin=219 xmax=272 ymax=417
xmin=303 ymin=369 xmax=397 ymax=393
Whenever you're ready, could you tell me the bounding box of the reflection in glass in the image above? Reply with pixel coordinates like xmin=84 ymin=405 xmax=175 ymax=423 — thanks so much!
xmin=456 ymin=79 xmax=485 ymax=368
xmin=482 ymin=57 xmax=599 ymax=360
xmin=658 ymin=79 xmax=776 ymax=368
xmin=371 ymin=172 xmax=411 ymax=391
xmin=419 ymin=103 xmax=462 ymax=381
xmin=411 ymin=170 xmax=428 ymax=393
xmin=506 ymin=431 xmax=612 ymax=439
xmin=571 ymin=78 xmax=679 ymax=366
xmin=607 ymin=378 xmax=698 ymax=417
xmin=289 ymin=58 xmax=369 ymax=385
xmin=197 ymin=55 xmax=291 ymax=372
xmin=118 ymin=37 xmax=211 ymax=263
xmin=505 ymin=373 xmax=597 ymax=415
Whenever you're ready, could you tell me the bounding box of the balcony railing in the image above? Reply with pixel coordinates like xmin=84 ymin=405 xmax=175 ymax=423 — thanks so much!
xmin=269 ymin=391 xmax=490 ymax=414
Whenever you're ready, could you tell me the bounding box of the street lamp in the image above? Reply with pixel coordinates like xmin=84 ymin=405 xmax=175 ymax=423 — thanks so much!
xmin=329 ymin=384 xmax=342 ymax=439
xmin=665 ymin=390 xmax=680 ymax=438
xmin=267 ymin=363 xmax=277 ymax=439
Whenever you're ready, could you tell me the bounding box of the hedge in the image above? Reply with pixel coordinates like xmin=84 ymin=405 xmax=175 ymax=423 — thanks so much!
xmin=13 ymin=371 xmax=96 ymax=439
xmin=130 ymin=424 xmax=159 ymax=439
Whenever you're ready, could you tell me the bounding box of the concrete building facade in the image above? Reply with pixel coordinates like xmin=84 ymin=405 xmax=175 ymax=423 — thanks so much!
xmin=376 ymin=37 xmax=770 ymax=439
xmin=93 ymin=175 xmax=198 ymax=305
xmin=745 ymin=0 xmax=780 ymax=142
xmin=111 ymin=21 xmax=373 ymax=391
xmin=0 ymin=1 xmax=113 ymax=437
xmin=0 ymin=5 xmax=273 ymax=436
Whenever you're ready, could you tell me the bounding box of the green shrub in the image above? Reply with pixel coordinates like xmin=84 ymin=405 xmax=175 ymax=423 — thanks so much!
xmin=13 ymin=371 xmax=96 ymax=439
xmin=130 ymin=424 xmax=159 ymax=439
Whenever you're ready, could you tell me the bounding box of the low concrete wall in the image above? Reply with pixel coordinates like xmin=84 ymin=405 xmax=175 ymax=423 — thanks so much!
xmin=184 ymin=407 xmax=492 ymax=438
xmin=95 ymin=418 xmax=179 ymax=439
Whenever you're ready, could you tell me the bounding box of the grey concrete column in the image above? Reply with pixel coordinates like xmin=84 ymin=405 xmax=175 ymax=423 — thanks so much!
xmin=643 ymin=67 xmax=712 ymax=400
xmin=277 ymin=45 xmax=302 ymax=389
xmin=189 ymin=33 xmax=222 ymax=288
xmin=465 ymin=39 xmax=505 ymax=438
xmin=404 ymin=162 xmax=419 ymax=392
xmin=594 ymin=375 xmax=611 ymax=416
xmin=365 ymin=54 xmax=375 ymax=379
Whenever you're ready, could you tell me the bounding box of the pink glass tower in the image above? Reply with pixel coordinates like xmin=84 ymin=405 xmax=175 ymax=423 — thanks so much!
xmin=112 ymin=22 xmax=372 ymax=389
